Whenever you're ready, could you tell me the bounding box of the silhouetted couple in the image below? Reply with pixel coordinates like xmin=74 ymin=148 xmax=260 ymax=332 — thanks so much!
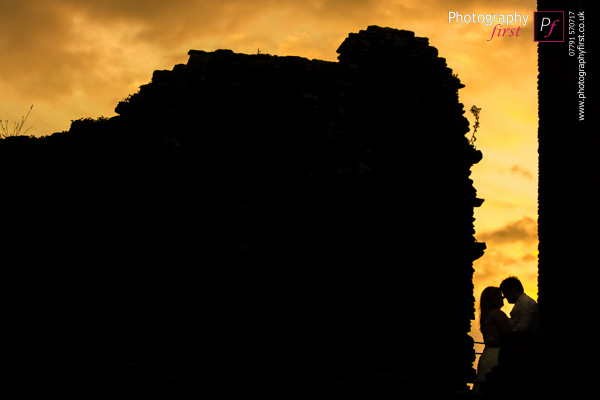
xmin=474 ymin=276 xmax=541 ymax=393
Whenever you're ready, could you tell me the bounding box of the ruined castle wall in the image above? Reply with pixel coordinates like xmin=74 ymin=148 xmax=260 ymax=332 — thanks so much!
xmin=1 ymin=26 xmax=484 ymax=394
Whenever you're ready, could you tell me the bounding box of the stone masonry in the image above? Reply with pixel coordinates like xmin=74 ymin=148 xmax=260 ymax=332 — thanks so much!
xmin=1 ymin=26 xmax=485 ymax=396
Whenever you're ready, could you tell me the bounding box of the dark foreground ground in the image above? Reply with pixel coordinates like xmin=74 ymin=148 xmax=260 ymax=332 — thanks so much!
xmin=0 ymin=366 xmax=476 ymax=398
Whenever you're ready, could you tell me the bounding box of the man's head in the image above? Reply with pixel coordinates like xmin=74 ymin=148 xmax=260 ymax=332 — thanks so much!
xmin=500 ymin=276 xmax=524 ymax=304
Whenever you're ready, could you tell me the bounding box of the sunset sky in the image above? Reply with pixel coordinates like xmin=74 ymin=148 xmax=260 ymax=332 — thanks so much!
xmin=1 ymin=0 xmax=539 ymax=344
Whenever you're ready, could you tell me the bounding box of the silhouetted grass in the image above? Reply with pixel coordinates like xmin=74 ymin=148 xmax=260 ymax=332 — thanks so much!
xmin=1 ymin=105 xmax=33 ymax=138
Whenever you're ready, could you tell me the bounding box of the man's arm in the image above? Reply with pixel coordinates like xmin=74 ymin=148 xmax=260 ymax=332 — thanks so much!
xmin=491 ymin=309 xmax=513 ymax=334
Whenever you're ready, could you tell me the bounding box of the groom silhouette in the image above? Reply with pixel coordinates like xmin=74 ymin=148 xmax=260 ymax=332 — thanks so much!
xmin=499 ymin=276 xmax=541 ymax=334
xmin=483 ymin=276 xmax=543 ymax=394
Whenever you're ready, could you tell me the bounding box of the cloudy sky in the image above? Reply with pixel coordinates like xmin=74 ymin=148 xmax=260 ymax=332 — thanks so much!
xmin=1 ymin=0 xmax=538 ymax=342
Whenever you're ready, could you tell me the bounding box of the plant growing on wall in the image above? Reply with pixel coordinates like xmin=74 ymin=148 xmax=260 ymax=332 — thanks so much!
xmin=469 ymin=105 xmax=481 ymax=147
xmin=1 ymin=105 xmax=33 ymax=138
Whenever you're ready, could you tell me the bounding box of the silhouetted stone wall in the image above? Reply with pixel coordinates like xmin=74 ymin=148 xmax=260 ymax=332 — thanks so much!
xmin=1 ymin=26 xmax=484 ymax=396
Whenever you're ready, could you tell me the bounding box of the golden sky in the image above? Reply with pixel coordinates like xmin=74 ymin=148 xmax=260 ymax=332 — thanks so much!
xmin=1 ymin=0 xmax=538 ymax=342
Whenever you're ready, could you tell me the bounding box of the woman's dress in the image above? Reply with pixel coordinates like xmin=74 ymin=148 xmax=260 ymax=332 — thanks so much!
xmin=475 ymin=309 xmax=507 ymax=385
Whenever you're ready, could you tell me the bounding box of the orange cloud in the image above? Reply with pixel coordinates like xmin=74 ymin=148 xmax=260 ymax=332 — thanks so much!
xmin=477 ymin=216 xmax=538 ymax=245
xmin=1 ymin=0 xmax=538 ymax=133
xmin=510 ymin=164 xmax=534 ymax=179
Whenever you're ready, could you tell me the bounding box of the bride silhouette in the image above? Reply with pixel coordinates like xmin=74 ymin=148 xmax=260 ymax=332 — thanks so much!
xmin=473 ymin=286 xmax=512 ymax=392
